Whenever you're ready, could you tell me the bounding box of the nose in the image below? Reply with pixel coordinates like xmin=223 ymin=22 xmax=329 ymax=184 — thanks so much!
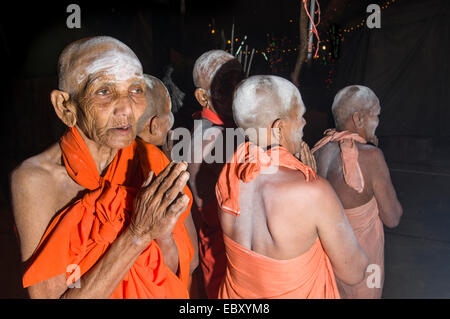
xmin=113 ymin=95 xmax=133 ymax=119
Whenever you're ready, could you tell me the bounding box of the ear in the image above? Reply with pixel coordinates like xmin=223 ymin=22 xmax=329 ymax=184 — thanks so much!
xmin=50 ymin=90 xmax=77 ymax=127
xmin=271 ymin=118 xmax=282 ymax=143
xmin=149 ymin=115 xmax=160 ymax=136
xmin=194 ymin=88 xmax=209 ymax=108
xmin=352 ymin=111 xmax=364 ymax=129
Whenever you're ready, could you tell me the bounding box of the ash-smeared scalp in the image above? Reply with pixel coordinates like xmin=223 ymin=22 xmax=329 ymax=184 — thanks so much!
xmin=332 ymin=85 xmax=380 ymax=129
xmin=192 ymin=50 xmax=234 ymax=89
xmin=232 ymin=75 xmax=304 ymax=132
xmin=57 ymin=36 xmax=143 ymax=96
xmin=137 ymin=74 xmax=171 ymax=132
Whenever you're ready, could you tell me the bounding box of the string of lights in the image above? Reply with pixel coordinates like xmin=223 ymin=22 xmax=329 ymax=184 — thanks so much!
xmin=206 ymin=0 xmax=396 ymax=70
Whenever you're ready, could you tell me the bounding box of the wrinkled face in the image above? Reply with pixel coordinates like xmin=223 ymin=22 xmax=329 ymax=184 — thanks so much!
xmin=362 ymin=102 xmax=380 ymax=141
xmin=280 ymin=99 xmax=306 ymax=155
xmin=76 ymin=73 xmax=147 ymax=150
xmin=67 ymin=45 xmax=146 ymax=150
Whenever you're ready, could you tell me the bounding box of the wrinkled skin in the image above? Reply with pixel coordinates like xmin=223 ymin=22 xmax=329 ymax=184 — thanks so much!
xmin=219 ymin=85 xmax=369 ymax=288
xmin=10 ymin=38 xmax=197 ymax=299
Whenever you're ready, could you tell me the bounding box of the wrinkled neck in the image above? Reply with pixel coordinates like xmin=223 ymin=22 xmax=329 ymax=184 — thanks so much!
xmin=76 ymin=126 xmax=119 ymax=175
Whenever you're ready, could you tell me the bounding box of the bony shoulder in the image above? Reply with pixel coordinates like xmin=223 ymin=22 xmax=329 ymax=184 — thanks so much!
xmin=11 ymin=154 xmax=63 ymax=196
xmin=358 ymin=143 xmax=385 ymax=161
xmin=265 ymin=169 xmax=324 ymax=199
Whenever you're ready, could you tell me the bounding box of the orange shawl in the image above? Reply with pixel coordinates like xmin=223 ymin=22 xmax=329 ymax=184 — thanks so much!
xmin=216 ymin=142 xmax=340 ymax=299
xmin=312 ymin=129 xmax=367 ymax=193
xmin=22 ymin=127 xmax=194 ymax=299
xmin=216 ymin=142 xmax=316 ymax=216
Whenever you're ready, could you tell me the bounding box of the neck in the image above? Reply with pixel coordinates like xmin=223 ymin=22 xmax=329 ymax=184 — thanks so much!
xmin=337 ymin=124 xmax=365 ymax=138
xmin=76 ymin=127 xmax=119 ymax=175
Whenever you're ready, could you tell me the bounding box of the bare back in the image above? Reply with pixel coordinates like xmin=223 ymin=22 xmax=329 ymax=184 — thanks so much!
xmin=315 ymin=141 xmax=374 ymax=209
xmin=220 ymin=167 xmax=319 ymax=260
xmin=315 ymin=141 xmax=403 ymax=228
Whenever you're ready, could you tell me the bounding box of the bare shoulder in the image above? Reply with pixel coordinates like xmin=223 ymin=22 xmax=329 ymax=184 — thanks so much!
xmin=261 ymin=168 xmax=337 ymax=218
xmin=11 ymin=143 xmax=72 ymax=260
xmin=10 ymin=143 xmax=65 ymax=217
xmin=357 ymin=142 xmax=384 ymax=158
xmin=357 ymin=143 xmax=387 ymax=172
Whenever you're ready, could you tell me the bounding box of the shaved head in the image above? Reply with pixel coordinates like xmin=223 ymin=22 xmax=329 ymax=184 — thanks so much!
xmin=52 ymin=36 xmax=147 ymax=150
xmin=193 ymin=50 xmax=234 ymax=90
xmin=137 ymin=74 xmax=174 ymax=146
xmin=233 ymin=75 xmax=304 ymax=132
xmin=138 ymin=74 xmax=172 ymax=131
xmin=58 ymin=36 xmax=143 ymax=96
xmin=332 ymin=85 xmax=380 ymax=129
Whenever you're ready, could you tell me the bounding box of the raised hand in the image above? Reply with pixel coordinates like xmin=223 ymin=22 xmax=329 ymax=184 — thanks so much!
xmin=129 ymin=161 xmax=190 ymax=245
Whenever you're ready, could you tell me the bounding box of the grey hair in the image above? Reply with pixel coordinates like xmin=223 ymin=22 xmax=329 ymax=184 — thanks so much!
xmin=192 ymin=50 xmax=234 ymax=89
xmin=232 ymin=75 xmax=304 ymax=141
xmin=331 ymin=85 xmax=379 ymax=129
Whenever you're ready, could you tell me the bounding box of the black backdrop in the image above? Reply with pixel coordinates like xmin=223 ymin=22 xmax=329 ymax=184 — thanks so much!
xmin=334 ymin=0 xmax=450 ymax=138
xmin=0 ymin=0 xmax=449 ymax=198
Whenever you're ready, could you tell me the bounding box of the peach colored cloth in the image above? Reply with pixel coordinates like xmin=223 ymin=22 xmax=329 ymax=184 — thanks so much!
xmin=216 ymin=142 xmax=340 ymax=299
xmin=216 ymin=142 xmax=316 ymax=216
xmin=23 ymin=127 xmax=194 ymax=299
xmin=312 ymin=129 xmax=385 ymax=298
xmin=219 ymin=235 xmax=340 ymax=299
xmin=337 ymin=197 xmax=384 ymax=298
xmin=312 ymin=129 xmax=367 ymax=193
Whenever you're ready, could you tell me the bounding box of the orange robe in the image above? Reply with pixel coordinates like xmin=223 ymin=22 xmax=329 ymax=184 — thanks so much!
xmin=312 ymin=129 xmax=384 ymax=298
xmin=215 ymin=142 xmax=340 ymax=299
xmin=190 ymin=108 xmax=229 ymax=298
xmin=22 ymin=127 xmax=194 ymax=299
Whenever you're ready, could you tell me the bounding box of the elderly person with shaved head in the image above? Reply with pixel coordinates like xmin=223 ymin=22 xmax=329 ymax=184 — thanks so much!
xmin=215 ymin=75 xmax=369 ymax=299
xmin=187 ymin=50 xmax=244 ymax=298
xmin=312 ymin=85 xmax=403 ymax=298
xmin=10 ymin=36 xmax=197 ymax=299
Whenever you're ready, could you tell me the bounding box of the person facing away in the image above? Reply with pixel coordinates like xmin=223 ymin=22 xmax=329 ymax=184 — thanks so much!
xmin=312 ymin=85 xmax=403 ymax=298
xmin=187 ymin=50 xmax=245 ymax=298
xmin=215 ymin=75 xmax=369 ymax=299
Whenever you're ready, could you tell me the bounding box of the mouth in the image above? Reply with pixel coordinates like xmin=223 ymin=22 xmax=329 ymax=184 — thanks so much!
xmin=112 ymin=125 xmax=132 ymax=135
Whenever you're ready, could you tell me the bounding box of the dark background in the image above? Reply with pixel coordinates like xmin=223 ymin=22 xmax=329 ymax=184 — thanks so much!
xmin=0 ymin=0 xmax=449 ymax=298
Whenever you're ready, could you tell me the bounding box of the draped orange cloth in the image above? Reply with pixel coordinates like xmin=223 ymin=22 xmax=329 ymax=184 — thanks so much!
xmin=215 ymin=142 xmax=340 ymax=299
xmin=312 ymin=129 xmax=367 ymax=193
xmin=22 ymin=127 xmax=194 ymax=299
xmin=189 ymin=112 xmax=231 ymax=298
xmin=312 ymin=129 xmax=384 ymax=298
xmin=194 ymin=200 xmax=226 ymax=298
xmin=337 ymin=197 xmax=384 ymax=298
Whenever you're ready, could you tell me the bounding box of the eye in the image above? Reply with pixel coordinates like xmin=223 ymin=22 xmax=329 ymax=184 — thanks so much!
xmin=130 ymin=86 xmax=144 ymax=94
xmin=96 ymin=88 xmax=111 ymax=96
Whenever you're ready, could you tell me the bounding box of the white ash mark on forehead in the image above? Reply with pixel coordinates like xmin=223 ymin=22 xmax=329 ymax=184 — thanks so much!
xmin=77 ymin=49 xmax=143 ymax=84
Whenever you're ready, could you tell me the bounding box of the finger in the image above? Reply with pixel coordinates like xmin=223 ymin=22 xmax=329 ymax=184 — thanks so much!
xmin=166 ymin=194 xmax=190 ymax=220
xmin=153 ymin=161 xmax=188 ymax=204
xmin=142 ymin=171 xmax=155 ymax=188
xmin=159 ymin=170 xmax=190 ymax=211
xmin=145 ymin=161 xmax=177 ymax=194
